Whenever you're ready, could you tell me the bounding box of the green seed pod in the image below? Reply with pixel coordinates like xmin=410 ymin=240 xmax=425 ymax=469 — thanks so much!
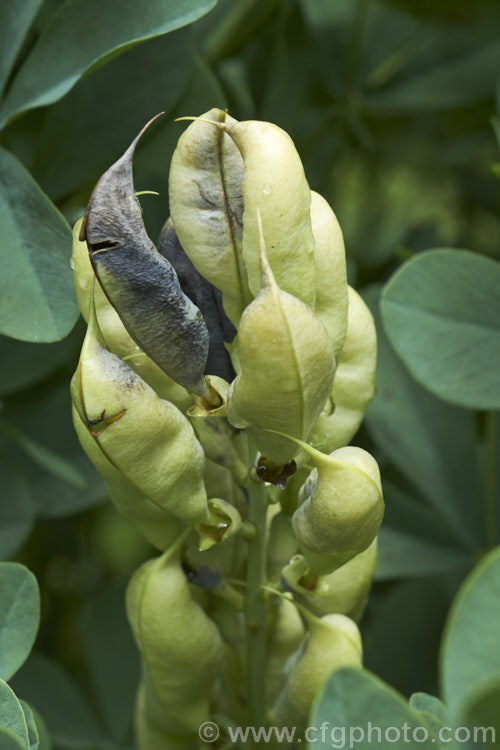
xmin=267 ymin=512 xmax=299 ymax=582
xmin=282 ymin=539 xmax=378 ymax=621
xmin=71 ymin=308 xmax=210 ymax=526
xmin=169 ymin=108 xmax=250 ymax=326
xmin=310 ymin=191 xmax=348 ymax=361
xmin=191 ymin=417 xmax=247 ymax=485
xmin=222 ymin=119 xmax=316 ymax=310
xmin=71 ymin=219 xmax=192 ymax=412
xmin=72 ymin=405 xmax=183 ymax=551
xmin=266 ymin=597 xmax=305 ymax=704
xmin=80 ymin=116 xmax=209 ymax=396
xmin=135 ymin=683 xmax=190 ymax=750
xmin=127 ymin=542 xmax=223 ymax=737
xmin=227 ymin=226 xmax=335 ymax=464
xmin=291 ymin=443 xmax=384 ymax=574
xmin=311 ymin=286 xmax=376 ymax=453
xmin=273 ymin=612 xmax=362 ymax=730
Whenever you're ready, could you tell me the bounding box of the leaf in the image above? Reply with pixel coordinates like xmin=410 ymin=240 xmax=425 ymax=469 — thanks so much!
xmin=0 ymin=463 xmax=34 ymax=561
xmin=0 ymin=328 xmax=80 ymax=397
xmin=28 ymin=708 xmax=51 ymax=750
xmin=0 ymin=420 xmax=86 ymax=489
xmin=376 ymin=481 xmax=473 ymax=580
xmin=0 ymin=680 xmax=29 ymax=749
xmin=0 ymin=563 xmax=39 ymax=682
xmin=0 ymin=147 xmax=79 ymax=343
xmin=0 ymin=0 xmax=44 ymax=99
xmin=82 ymin=581 xmax=140 ymax=744
xmin=0 ymin=0 xmax=218 ymax=127
xmin=441 ymin=547 xmax=500 ymax=719
xmin=310 ymin=668 xmax=436 ymax=748
xmin=11 ymin=654 xmax=107 ymax=750
xmin=20 ymin=702 xmax=39 ymax=750
xmin=34 ymin=30 xmax=195 ymax=201
xmin=0 ymin=728 xmax=27 ymax=750
xmin=460 ymin=675 xmax=500 ymax=748
xmin=363 ymin=286 xmax=484 ymax=551
xmin=380 ymin=249 xmax=500 ymax=410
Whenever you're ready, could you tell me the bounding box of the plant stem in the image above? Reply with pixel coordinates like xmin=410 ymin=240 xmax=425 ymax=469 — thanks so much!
xmin=485 ymin=411 xmax=498 ymax=549
xmin=245 ymin=474 xmax=268 ymax=726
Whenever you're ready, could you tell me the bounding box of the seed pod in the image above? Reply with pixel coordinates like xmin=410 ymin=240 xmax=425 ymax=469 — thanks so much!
xmin=222 ymin=118 xmax=316 ymax=310
xmin=72 ymin=405 xmax=183 ymax=551
xmin=169 ymin=108 xmax=250 ymax=326
xmin=310 ymin=191 xmax=348 ymax=360
xmin=291 ymin=443 xmax=384 ymax=574
xmin=266 ymin=597 xmax=305 ymax=703
xmin=158 ymin=218 xmax=236 ymax=382
xmin=191 ymin=416 xmax=247 ymax=485
xmin=71 ymin=220 xmax=192 ymax=412
xmin=282 ymin=540 xmax=378 ymax=621
xmin=127 ymin=542 xmax=223 ymax=737
xmin=135 ymin=684 xmax=190 ymax=750
xmin=71 ymin=307 xmax=210 ymax=526
xmin=227 ymin=224 xmax=335 ymax=464
xmin=80 ymin=116 xmax=209 ymax=396
xmin=267 ymin=512 xmax=299 ymax=582
xmin=311 ymin=286 xmax=376 ymax=453
xmin=273 ymin=611 xmax=362 ymax=730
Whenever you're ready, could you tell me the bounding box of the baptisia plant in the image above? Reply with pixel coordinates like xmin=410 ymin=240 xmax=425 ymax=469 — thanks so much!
xmin=70 ymin=108 xmax=383 ymax=747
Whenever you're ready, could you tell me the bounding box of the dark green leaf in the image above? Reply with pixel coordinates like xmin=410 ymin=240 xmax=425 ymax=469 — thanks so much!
xmin=0 ymin=464 xmax=34 ymax=561
xmin=0 ymin=147 xmax=78 ymax=343
xmin=82 ymin=581 xmax=140 ymax=744
xmin=11 ymin=654 xmax=107 ymax=750
xmin=381 ymin=250 xmax=500 ymax=410
xmin=0 ymin=728 xmax=27 ymax=750
xmin=310 ymin=668 xmax=436 ymax=748
xmin=0 ymin=0 xmax=43 ymax=100
xmin=363 ymin=286 xmax=483 ymax=551
xmin=0 ymin=564 xmax=39 ymax=682
xmin=441 ymin=547 xmax=500 ymax=719
xmin=460 ymin=675 xmax=500 ymax=749
xmin=0 ymin=0 xmax=217 ymax=127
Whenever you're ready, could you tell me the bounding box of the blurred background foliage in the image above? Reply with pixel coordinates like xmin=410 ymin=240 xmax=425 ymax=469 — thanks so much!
xmin=0 ymin=0 xmax=499 ymax=747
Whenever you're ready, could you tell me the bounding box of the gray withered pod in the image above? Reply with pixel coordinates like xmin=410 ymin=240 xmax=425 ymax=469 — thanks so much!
xmin=80 ymin=114 xmax=210 ymax=397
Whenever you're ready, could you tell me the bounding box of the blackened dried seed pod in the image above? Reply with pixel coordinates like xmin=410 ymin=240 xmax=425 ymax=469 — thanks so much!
xmin=158 ymin=218 xmax=236 ymax=383
xmin=80 ymin=115 xmax=209 ymax=397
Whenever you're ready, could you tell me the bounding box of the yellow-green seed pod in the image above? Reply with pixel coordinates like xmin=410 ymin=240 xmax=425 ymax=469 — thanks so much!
xmin=135 ymin=683 xmax=190 ymax=750
xmin=169 ymin=108 xmax=250 ymax=326
xmin=282 ymin=539 xmax=378 ymax=621
xmin=227 ymin=227 xmax=335 ymax=464
xmin=311 ymin=286 xmax=376 ymax=453
xmin=191 ymin=417 xmax=247 ymax=485
xmin=127 ymin=542 xmax=223 ymax=737
xmin=72 ymin=405 xmax=183 ymax=551
xmin=222 ymin=119 xmax=316 ymax=310
xmin=71 ymin=309 xmax=210 ymax=526
xmin=71 ymin=219 xmax=192 ymax=412
xmin=292 ymin=443 xmax=384 ymax=574
xmin=266 ymin=597 xmax=305 ymax=704
xmin=310 ymin=191 xmax=348 ymax=360
xmin=273 ymin=612 xmax=362 ymax=730
xmin=267 ymin=513 xmax=299 ymax=582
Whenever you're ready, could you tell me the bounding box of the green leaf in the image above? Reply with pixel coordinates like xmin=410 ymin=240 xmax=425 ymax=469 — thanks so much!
xmin=0 ymin=0 xmax=218 ymax=127
xmin=0 ymin=680 xmax=29 ymax=749
xmin=0 ymin=328 xmax=80 ymax=397
xmin=0 ymin=464 xmax=34 ymax=561
xmin=381 ymin=249 xmax=500 ymax=410
xmin=0 ymin=0 xmax=43 ymax=100
xmin=11 ymin=654 xmax=107 ymax=750
xmin=82 ymin=581 xmax=140 ymax=744
xmin=20 ymin=703 xmax=38 ymax=750
xmin=0 ymin=728 xmax=27 ymax=750
xmin=0 ymin=564 xmax=39 ymax=682
xmin=310 ymin=668 xmax=436 ymax=748
xmin=0 ymin=147 xmax=79 ymax=343
xmin=460 ymin=675 xmax=500 ymax=748
xmin=441 ymin=547 xmax=500 ymax=719
xmin=34 ymin=29 xmax=195 ymax=201
xmin=0 ymin=420 xmax=86 ymax=489
xmin=376 ymin=482 xmax=473 ymax=580
xmin=28 ymin=708 xmax=51 ymax=750
xmin=363 ymin=286 xmax=483 ymax=551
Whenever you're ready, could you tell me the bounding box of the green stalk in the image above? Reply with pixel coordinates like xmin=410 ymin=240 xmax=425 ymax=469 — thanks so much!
xmin=245 ymin=473 xmax=268 ymax=726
